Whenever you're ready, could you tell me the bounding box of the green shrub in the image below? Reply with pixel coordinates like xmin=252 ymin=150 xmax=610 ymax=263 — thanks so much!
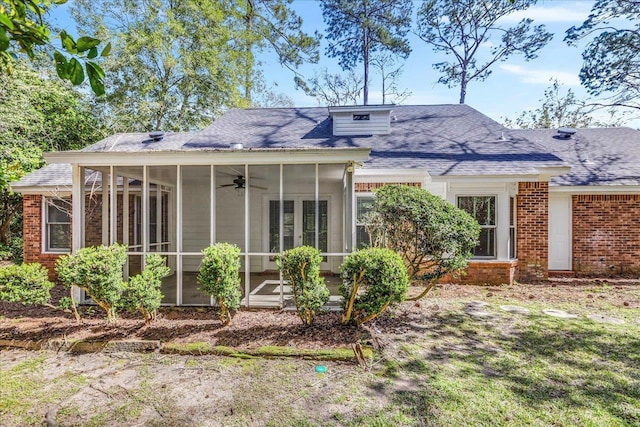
xmin=340 ymin=248 xmax=409 ymax=325
xmin=56 ymin=244 xmax=127 ymax=323
xmin=121 ymin=254 xmax=169 ymax=324
xmin=371 ymin=184 xmax=480 ymax=300
xmin=0 ymin=263 xmax=54 ymax=305
xmin=276 ymin=246 xmax=330 ymax=325
xmin=198 ymin=243 xmax=242 ymax=325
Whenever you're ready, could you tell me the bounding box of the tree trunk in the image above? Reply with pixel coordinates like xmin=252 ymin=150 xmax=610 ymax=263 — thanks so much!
xmin=459 ymin=72 xmax=467 ymax=104
xmin=243 ymin=0 xmax=255 ymax=106
xmin=363 ymin=27 xmax=369 ymax=106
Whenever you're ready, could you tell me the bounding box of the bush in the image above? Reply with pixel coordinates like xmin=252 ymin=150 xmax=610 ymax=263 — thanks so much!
xmin=198 ymin=243 xmax=242 ymax=325
xmin=340 ymin=248 xmax=409 ymax=325
xmin=121 ymin=254 xmax=169 ymax=324
xmin=276 ymin=246 xmax=330 ymax=325
xmin=0 ymin=263 xmax=54 ymax=305
xmin=371 ymin=184 xmax=480 ymax=300
xmin=56 ymin=244 xmax=127 ymax=323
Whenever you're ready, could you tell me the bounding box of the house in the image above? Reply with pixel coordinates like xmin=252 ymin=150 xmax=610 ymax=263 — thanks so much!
xmin=11 ymin=104 xmax=640 ymax=307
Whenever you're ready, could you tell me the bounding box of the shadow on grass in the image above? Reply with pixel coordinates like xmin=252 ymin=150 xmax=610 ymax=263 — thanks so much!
xmin=365 ymin=309 xmax=640 ymax=425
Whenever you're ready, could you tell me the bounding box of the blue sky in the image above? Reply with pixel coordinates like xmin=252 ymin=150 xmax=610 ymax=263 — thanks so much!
xmin=52 ymin=1 xmax=628 ymax=126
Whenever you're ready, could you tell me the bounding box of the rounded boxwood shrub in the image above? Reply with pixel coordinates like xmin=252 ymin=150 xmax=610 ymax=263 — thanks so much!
xmin=198 ymin=243 xmax=242 ymax=325
xmin=121 ymin=254 xmax=170 ymax=324
xmin=56 ymin=244 xmax=127 ymax=323
xmin=276 ymin=246 xmax=330 ymax=325
xmin=340 ymin=247 xmax=409 ymax=325
xmin=0 ymin=263 xmax=54 ymax=305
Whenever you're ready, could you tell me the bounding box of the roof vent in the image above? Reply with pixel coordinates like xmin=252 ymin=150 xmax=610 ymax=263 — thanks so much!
xmin=149 ymin=131 xmax=164 ymax=141
xmin=556 ymin=127 xmax=577 ymax=139
xmin=230 ymin=143 xmax=244 ymax=150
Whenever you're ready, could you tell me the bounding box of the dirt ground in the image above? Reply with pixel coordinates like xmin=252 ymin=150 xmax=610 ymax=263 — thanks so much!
xmin=1 ymin=281 xmax=639 ymax=348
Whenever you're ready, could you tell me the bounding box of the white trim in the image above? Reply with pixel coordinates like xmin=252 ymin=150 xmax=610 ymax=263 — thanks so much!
xmin=44 ymin=148 xmax=371 ymax=166
xmin=244 ymin=164 xmax=250 ymax=307
xmin=176 ymin=165 xmax=182 ymax=306
xmin=110 ymin=166 xmax=117 ymax=245
xmin=41 ymin=196 xmax=71 ymax=254
xmin=328 ymin=104 xmax=394 ymax=114
xmin=550 ymin=185 xmax=640 ymax=194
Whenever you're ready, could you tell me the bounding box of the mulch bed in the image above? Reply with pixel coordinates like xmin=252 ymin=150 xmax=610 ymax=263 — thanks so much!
xmin=1 ymin=281 xmax=638 ymax=350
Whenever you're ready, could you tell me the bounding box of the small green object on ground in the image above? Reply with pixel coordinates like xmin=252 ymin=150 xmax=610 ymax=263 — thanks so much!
xmin=315 ymin=365 xmax=327 ymax=373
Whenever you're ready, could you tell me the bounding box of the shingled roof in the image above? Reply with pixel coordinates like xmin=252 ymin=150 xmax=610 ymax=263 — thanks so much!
xmin=78 ymin=104 xmax=565 ymax=176
xmin=508 ymin=127 xmax=640 ymax=186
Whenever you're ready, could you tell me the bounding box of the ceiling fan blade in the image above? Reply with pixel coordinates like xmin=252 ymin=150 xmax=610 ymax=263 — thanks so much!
xmin=216 ymin=184 xmax=235 ymax=189
xmin=249 ymin=184 xmax=268 ymax=190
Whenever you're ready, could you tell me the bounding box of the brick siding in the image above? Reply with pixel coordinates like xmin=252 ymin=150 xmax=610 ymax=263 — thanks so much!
xmin=572 ymin=194 xmax=640 ymax=276
xmin=440 ymin=260 xmax=517 ymax=285
xmin=516 ymin=182 xmax=549 ymax=282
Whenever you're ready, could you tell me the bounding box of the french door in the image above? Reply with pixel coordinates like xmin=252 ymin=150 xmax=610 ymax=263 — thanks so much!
xmin=267 ymin=198 xmax=329 ymax=269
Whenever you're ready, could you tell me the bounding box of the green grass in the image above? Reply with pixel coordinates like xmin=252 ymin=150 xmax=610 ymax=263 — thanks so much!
xmin=376 ymin=302 xmax=640 ymax=426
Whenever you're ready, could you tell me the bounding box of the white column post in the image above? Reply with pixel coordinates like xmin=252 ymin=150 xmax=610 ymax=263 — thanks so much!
xmin=244 ymin=164 xmax=250 ymax=307
xmin=210 ymin=164 xmax=215 ymax=306
xmin=279 ymin=164 xmax=284 ymax=307
xmin=156 ymin=184 xmax=162 ymax=247
xmin=109 ymin=166 xmax=117 ymax=245
xmin=101 ymin=170 xmax=109 ymax=245
xmin=142 ymin=166 xmax=148 ymax=269
xmin=176 ymin=165 xmax=182 ymax=306
xmin=71 ymin=164 xmax=83 ymax=302
xmin=315 ymin=163 xmax=319 ymax=249
xmin=123 ymin=177 xmax=129 ymax=280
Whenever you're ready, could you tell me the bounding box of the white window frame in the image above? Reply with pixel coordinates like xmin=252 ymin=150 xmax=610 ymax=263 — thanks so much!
xmin=43 ymin=196 xmax=71 ymax=253
xmin=457 ymin=194 xmax=498 ymax=259
xmin=355 ymin=193 xmax=374 ymax=249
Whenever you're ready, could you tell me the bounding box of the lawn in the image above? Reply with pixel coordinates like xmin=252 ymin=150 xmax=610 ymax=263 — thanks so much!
xmin=1 ymin=283 xmax=639 ymax=426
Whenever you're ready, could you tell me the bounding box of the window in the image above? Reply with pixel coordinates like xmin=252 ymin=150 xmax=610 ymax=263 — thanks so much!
xmin=356 ymin=196 xmax=374 ymax=248
xmin=457 ymin=196 xmax=496 ymax=258
xmin=353 ymin=114 xmax=370 ymax=121
xmin=44 ymin=197 xmax=71 ymax=252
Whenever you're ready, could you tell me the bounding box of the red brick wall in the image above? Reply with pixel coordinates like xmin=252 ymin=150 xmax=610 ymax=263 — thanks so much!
xmin=23 ymin=195 xmax=65 ymax=278
xmin=355 ymin=182 xmax=421 ymax=192
xmin=440 ymin=261 xmax=517 ymax=285
xmin=572 ymin=194 xmax=640 ymax=276
xmin=516 ymin=182 xmax=549 ymax=282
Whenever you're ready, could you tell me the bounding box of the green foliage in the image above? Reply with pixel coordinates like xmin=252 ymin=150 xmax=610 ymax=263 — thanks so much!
xmin=0 ymin=63 xmax=105 ymax=255
xmin=276 ymin=246 xmax=330 ymax=326
xmin=416 ymin=0 xmax=552 ymax=104
xmin=56 ymin=244 xmax=127 ymax=323
xmin=565 ymin=0 xmax=640 ymax=111
xmin=320 ymin=0 xmax=413 ymax=104
xmin=503 ymin=79 xmax=630 ymax=129
xmin=0 ymin=0 xmax=109 ymax=94
xmin=121 ymin=254 xmax=169 ymax=324
xmin=0 ymin=262 xmax=54 ymax=305
xmin=371 ymin=185 xmax=480 ymax=300
xmin=340 ymin=248 xmax=409 ymax=325
xmin=198 ymin=243 xmax=242 ymax=325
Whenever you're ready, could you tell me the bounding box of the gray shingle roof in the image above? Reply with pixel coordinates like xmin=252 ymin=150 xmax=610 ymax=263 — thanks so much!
xmin=78 ymin=104 xmax=566 ymax=176
xmin=508 ymin=128 xmax=640 ymax=186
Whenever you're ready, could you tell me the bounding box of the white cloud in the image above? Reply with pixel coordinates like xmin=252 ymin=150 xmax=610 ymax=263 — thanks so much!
xmin=499 ymin=64 xmax=581 ymax=86
xmin=498 ymin=5 xmax=591 ymax=24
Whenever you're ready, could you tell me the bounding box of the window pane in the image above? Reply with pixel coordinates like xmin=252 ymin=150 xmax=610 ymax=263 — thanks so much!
xmin=49 ymin=224 xmax=70 ymax=250
xmin=47 ymin=200 xmax=70 ymax=223
xmin=474 ymin=228 xmax=495 ymax=257
xmin=356 ymin=225 xmax=370 ymax=249
xmin=509 ymin=227 xmax=516 ymax=259
xmin=269 ymin=200 xmax=294 ymax=252
xmin=457 ymin=196 xmax=495 ymax=226
xmin=356 ymin=197 xmax=374 ymax=223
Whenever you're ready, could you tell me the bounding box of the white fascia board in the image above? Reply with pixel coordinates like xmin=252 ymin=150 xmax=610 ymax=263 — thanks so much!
xmin=431 ymin=174 xmax=540 ymax=183
xmin=550 ymin=185 xmax=640 ymax=194
xmin=44 ymin=148 xmax=371 ymax=166
xmin=354 ymin=168 xmax=429 ymax=181
xmin=534 ymin=165 xmax=572 ymax=181
xmin=12 ymin=186 xmax=72 ymax=196
xmin=328 ymin=104 xmax=395 ymax=114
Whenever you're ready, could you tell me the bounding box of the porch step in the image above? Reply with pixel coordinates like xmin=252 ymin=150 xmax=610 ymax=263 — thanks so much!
xmin=548 ymin=270 xmax=576 ymax=278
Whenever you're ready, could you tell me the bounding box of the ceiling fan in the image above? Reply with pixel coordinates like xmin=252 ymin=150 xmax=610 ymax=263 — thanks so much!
xmin=217 ymin=175 xmax=267 ymax=190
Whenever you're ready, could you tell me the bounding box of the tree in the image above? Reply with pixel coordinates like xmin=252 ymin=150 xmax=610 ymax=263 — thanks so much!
xmin=565 ymin=0 xmax=640 ymax=110
xmin=305 ymin=67 xmax=363 ymax=106
xmin=230 ymin=0 xmax=320 ymax=106
xmin=416 ymin=0 xmax=552 ymax=104
xmin=198 ymin=243 xmax=242 ymax=326
xmin=121 ymin=254 xmax=170 ymax=324
xmin=370 ymin=53 xmax=411 ymax=104
xmin=503 ymin=79 xmax=630 ymax=129
xmin=0 ymin=0 xmax=109 ymax=95
xmin=0 ymin=63 xmax=105 ymax=258
xmin=320 ymin=0 xmax=413 ymax=105
xmin=369 ymin=185 xmax=480 ymax=301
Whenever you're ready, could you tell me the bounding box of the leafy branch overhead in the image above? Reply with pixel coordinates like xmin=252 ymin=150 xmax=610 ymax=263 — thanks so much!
xmin=565 ymin=0 xmax=640 ymax=111
xmin=0 ymin=0 xmax=110 ymax=95
xmin=416 ymin=0 xmax=552 ymax=104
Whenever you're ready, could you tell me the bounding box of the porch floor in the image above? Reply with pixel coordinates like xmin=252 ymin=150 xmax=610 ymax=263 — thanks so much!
xmin=160 ymin=272 xmax=343 ymax=308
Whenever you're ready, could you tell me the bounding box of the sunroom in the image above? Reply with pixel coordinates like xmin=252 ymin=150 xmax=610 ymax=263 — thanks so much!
xmin=44 ymin=147 xmax=370 ymax=308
